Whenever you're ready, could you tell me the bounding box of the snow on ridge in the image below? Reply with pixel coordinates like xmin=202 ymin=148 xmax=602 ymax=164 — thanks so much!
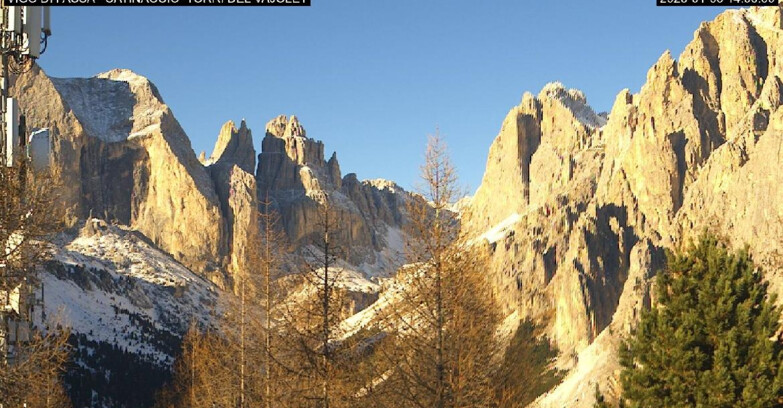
xmin=363 ymin=178 xmax=403 ymax=193
xmin=50 ymin=76 xmax=136 ymax=143
xmin=97 ymin=68 xmax=150 ymax=86
xmin=539 ymin=82 xmax=607 ymax=128
xmin=743 ymin=6 xmax=781 ymax=32
xmin=334 ymin=267 xmax=381 ymax=293
xmin=338 ymin=273 xmax=403 ymax=340
xmin=128 ymin=123 xmax=161 ymax=140
xmin=44 ymin=222 xmax=220 ymax=364
xmin=50 ymin=69 xmax=165 ymax=143
xmin=449 ymin=195 xmax=473 ymax=215
xmin=479 ymin=212 xmax=522 ymax=244
xmin=337 ymin=261 xmax=429 ymax=341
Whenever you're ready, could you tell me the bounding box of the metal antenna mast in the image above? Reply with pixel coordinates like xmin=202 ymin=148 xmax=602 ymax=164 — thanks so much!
xmin=1 ymin=6 xmax=50 ymax=167
xmin=0 ymin=4 xmax=51 ymax=368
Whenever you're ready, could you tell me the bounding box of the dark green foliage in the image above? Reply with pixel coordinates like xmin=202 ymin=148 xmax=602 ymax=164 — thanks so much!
xmin=494 ymin=320 xmax=563 ymax=407
xmin=65 ymin=333 xmax=171 ymax=408
xmin=620 ymin=235 xmax=783 ymax=407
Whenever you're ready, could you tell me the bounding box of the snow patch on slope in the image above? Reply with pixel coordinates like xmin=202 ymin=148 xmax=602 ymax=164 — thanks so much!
xmin=479 ymin=213 xmax=522 ymax=244
xmin=338 ymin=274 xmax=403 ymax=340
xmin=51 ymin=69 xmax=165 ymax=143
xmin=359 ymin=226 xmax=405 ymax=278
xmin=50 ymin=77 xmax=136 ymax=143
xmin=539 ymin=82 xmax=607 ymax=128
xmin=531 ymin=327 xmax=620 ymax=408
xmin=44 ymin=222 xmax=220 ymax=364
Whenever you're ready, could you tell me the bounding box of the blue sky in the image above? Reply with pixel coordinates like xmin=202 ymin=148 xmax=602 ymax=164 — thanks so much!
xmin=40 ymin=1 xmax=736 ymax=193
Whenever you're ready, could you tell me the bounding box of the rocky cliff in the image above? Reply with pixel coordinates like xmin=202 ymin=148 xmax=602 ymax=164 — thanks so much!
xmin=205 ymin=120 xmax=259 ymax=291
xmin=257 ymin=115 xmax=413 ymax=274
xmin=10 ymin=67 xmax=421 ymax=404
xmin=11 ymin=67 xmax=231 ymax=286
xmin=463 ymin=6 xmax=783 ymax=406
xmin=11 ymin=69 xmax=415 ymax=289
xmin=13 ymin=6 xmax=780 ymax=406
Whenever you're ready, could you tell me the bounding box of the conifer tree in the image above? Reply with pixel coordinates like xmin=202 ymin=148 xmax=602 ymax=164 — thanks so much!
xmin=280 ymin=195 xmax=356 ymax=408
xmin=620 ymin=234 xmax=783 ymax=407
xmin=158 ymin=202 xmax=292 ymax=408
xmin=369 ymin=132 xmax=501 ymax=408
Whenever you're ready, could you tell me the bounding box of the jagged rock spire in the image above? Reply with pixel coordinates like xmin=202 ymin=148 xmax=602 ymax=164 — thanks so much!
xmin=209 ymin=119 xmax=256 ymax=174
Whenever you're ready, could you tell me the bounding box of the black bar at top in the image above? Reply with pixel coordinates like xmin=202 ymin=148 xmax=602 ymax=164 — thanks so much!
xmin=658 ymin=0 xmax=778 ymax=5
xmin=4 ymin=0 xmax=310 ymax=6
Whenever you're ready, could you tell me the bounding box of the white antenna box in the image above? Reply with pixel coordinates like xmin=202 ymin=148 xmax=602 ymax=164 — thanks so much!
xmin=22 ymin=6 xmax=41 ymax=58
xmin=7 ymin=7 xmax=23 ymax=34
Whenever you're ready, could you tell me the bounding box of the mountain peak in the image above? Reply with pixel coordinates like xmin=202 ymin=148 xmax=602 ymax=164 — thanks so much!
xmin=209 ymin=120 xmax=256 ymax=173
xmin=265 ymin=114 xmax=307 ymax=139
xmin=284 ymin=115 xmax=306 ymax=138
xmin=97 ymin=68 xmax=150 ymax=86
xmin=538 ymin=82 xmax=605 ymax=128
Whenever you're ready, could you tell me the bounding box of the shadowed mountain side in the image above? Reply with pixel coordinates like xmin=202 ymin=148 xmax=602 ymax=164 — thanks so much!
xmin=256 ymin=115 xmax=424 ymax=275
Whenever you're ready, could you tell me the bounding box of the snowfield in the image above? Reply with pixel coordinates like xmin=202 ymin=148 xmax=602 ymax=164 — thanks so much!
xmin=43 ymin=220 xmax=220 ymax=365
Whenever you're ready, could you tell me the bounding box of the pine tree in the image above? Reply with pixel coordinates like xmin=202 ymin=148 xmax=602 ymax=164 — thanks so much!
xmin=620 ymin=234 xmax=783 ymax=407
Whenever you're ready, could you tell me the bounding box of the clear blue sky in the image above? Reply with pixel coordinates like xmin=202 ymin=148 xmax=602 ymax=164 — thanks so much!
xmin=39 ymin=1 xmax=736 ymax=193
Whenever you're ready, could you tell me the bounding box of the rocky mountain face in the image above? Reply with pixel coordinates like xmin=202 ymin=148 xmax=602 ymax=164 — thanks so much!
xmin=12 ymin=5 xmax=782 ymax=407
xmin=257 ymin=114 xmax=412 ymax=274
xmin=10 ymin=65 xmax=419 ymax=405
xmin=11 ymin=68 xmax=414 ymax=289
xmin=206 ymin=120 xmax=259 ymax=287
xmin=44 ymin=219 xmax=221 ymax=407
xmin=462 ymin=5 xmax=783 ymax=406
xmin=11 ymin=68 xmax=230 ymax=286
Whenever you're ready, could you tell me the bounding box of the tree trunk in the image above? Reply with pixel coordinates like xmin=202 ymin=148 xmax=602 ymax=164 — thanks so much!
xmin=240 ymin=276 xmax=246 ymax=408
xmin=322 ymin=204 xmax=330 ymax=408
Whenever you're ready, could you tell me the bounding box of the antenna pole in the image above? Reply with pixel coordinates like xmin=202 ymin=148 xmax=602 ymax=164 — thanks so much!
xmin=0 ymin=4 xmax=51 ymax=370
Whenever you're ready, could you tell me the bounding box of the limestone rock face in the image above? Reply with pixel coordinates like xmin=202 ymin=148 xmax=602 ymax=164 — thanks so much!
xmin=257 ymin=115 xmax=338 ymax=194
xmin=468 ymin=82 xmax=607 ymax=236
xmin=210 ymin=164 xmax=258 ymax=291
xmin=464 ymin=6 xmax=783 ymax=407
xmin=209 ymin=120 xmax=256 ymax=174
xmin=11 ymin=67 xmax=228 ymax=281
xmin=207 ymin=120 xmax=259 ymax=290
xmin=256 ymin=115 xmax=414 ymax=273
xmin=468 ymin=94 xmax=542 ymax=232
xmin=12 ymin=64 xmax=415 ymax=286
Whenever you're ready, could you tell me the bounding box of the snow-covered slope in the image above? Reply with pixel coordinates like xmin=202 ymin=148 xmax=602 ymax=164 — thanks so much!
xmin=44 ymin=219 xmax=220 ymax=365
xmin=49 ymin=77 xmax=136 ymax=143
xmin=49 ymin=70 xmax=167 ymax=144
